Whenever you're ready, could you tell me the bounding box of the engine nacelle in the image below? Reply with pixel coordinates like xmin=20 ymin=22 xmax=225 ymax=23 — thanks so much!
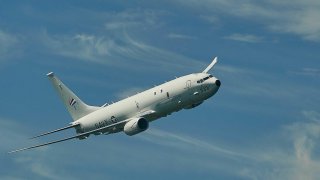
xmin=124 ymin=117 xmax=149 ymax=136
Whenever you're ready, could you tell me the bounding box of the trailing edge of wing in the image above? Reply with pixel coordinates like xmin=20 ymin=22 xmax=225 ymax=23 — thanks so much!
xmin=202 ymin=57 xmax=218 ymax=73
xmin=9 ymin=119 xmax=129 ymax=154
xmin=30 ymin=124 xmax=79 ymax=139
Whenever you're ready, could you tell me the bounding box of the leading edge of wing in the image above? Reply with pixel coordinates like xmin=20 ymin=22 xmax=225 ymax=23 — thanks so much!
xmin=8 ymin=119 xmax=129 ymax=154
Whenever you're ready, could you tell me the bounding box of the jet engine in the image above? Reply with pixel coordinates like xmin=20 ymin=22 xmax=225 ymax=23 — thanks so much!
xmin=124 ymin=117 xmax=149 ymax=136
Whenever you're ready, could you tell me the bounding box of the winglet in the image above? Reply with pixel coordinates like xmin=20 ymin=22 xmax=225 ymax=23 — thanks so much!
xmin=47 ymin=72 xmax=54 ymax=77
xmin=202 ymin=57 xmax=218 ymax=73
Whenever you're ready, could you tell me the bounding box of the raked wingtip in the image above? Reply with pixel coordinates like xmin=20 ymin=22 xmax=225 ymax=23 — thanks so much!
xmin=46 ymin=72 xmax=54 ymax=77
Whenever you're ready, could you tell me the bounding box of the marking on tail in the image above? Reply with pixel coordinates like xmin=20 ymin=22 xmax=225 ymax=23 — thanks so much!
xmin=69 ymin=98 xmax=77 ymax=110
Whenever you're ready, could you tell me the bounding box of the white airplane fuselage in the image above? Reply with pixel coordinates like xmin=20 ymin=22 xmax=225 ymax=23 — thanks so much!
xmin=9 ymin=58 xmax=221 ymax=153
xmin=76 ymin=73 xmax=220 ymax=136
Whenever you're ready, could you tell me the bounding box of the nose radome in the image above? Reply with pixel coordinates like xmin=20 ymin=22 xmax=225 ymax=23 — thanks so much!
xmin=215 ymin=80 xmax=221 ymax=87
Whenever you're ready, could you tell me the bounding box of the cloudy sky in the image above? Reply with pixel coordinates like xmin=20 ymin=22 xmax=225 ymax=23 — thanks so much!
xmin=1 ymin=0 xmax=320 ymax=179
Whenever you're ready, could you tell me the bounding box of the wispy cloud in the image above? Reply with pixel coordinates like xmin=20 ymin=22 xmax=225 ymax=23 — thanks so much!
xmin=115 ymin=87 xmax=146 ymax=100
xmin=143 ymin=128 xmax=250 ymax=159
xmin=1 ymin=117 xmax=86 ymax=180
xmin=4 ymin=111 xmax=320 ymax=180
xmin=0 ymin=118 xmax=54 ymax=179
xmin=36 ymin=8 xmax=213 ymax=74
xmin=290 ymin=68 xmax=320 ymax=77
xmin=280 ymin=111 xmax=320 ymax=180
xmin=0 ymin=30 xmax=19 ymax=60
xmin=302 ymin=110 xmax=320 ymax=123
xmin=138 ymin=110 xmax=320 ymax=180
xmin=40 ymin=28 xmax=316 ymax=106
xmin=104 ymin=9 xmax=162 ymax=30
xmin=224 ymin=33 xmax=264 ymax=43
xmin=0 ymin=118 xmax=27 ymax=151
xmin=40 ymin=32 xmax=115 ymax=63
xmin=14 ymin=156 xmax=73 ymax=180
xmin=167 ymin=33 xmax=197 ymax=40
xmin=40 ymin=30 xmax=205 ymax=73
xmin=175 ymin=0 xmax=320 ymax=42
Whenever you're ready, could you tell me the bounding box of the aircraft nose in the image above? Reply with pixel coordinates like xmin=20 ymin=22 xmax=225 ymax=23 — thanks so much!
xmin=215 ymin=79 xmax=221 ymax=87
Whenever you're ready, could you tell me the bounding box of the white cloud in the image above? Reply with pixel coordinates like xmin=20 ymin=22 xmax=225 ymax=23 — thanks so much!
xmin=175 ymin=0 xmax=320 ymax=42
xmin=0 ymin=118 xmax=27 ymax=151
xmin=3 ymin=110 xmax=320 ymax=180
xmin=41 ymin=32 xmax=115 ymax=63
xmin=280 ymin=112 xmax=320 ymax=180
xmin=302 ymin=110 xmax=320 ymax=123
xmin=224 ymin=33 xmax=264 ymax=43
xmin=37 ymin=9 xmax=214 ymax=74
xmin=200 ymin=15 xmax=220 ymax=25
xmin=138 ymin=110 xmax=320 ymax=180
xmin=290 ymin=68 xmax=320 ymax=77
xmin=267 ymin=7 xmax=320 ymax=41
xmin=14 ymin=156 xmax=72 ymax=180
xmin=0 ymin=118 xmax=51 ymax=179
xmin=115 ymin=87 xmax=146 ymax=100
xmin=40 ymin=28 xmax=316 ymax=106
xmin=0 ymin=30 xmax=19 ymax=59
xmin=167 ymin=33 xmax=197 ymax=40
xmin=104 ymin=9 xmax=163 ymax=30
xmin=40 ymin=30 xmax=205 ymax=73
xmin=1 ymin=117 xmax=82 ymax=180
xmin=143 ymin=128 xmax=250 ymax=159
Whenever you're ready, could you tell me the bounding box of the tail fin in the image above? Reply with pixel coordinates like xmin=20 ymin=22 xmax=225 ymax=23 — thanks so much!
xmin=47 ymin=72 xmax=101 ymax=121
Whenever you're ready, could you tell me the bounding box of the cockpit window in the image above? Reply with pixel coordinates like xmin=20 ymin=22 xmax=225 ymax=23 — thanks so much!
xmin=197 ymin=75 xmax=213 ymax=83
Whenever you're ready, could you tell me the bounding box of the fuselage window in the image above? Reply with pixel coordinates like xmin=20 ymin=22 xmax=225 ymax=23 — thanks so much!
xmin=198 ymin=75 xmax=213 ymax=84
xmin=167 ymin=92 xmax=170 ymax=98
xmin=154 ymin=92 xmax=156 ymax=95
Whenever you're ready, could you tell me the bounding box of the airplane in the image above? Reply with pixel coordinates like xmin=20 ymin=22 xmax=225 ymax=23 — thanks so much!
xmin=9 ymin=57 xmax=221 ymax=153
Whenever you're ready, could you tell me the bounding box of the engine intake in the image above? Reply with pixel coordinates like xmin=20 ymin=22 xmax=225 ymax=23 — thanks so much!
xmin=124 ymin=117 xmax=149 ymax=136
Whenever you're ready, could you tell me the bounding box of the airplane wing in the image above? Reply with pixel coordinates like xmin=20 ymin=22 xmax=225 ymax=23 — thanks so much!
xmin=202 ymin=57 xmax=218 ymax=73
xmin=137 ymin=110 xmax=156 ymax=119
xmin=9 ymin=119 xmax=130 ymax=153
xmin=30 ymin=123 xmax=80 ymax=139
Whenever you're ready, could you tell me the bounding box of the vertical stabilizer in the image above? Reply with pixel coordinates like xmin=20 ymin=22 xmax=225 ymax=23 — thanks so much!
xmin=47 ymin=72 xmax=101 ymax=121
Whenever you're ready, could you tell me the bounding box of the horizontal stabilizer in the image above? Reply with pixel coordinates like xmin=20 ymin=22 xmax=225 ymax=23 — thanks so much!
xmin=9 ymin=119 xmax=130 ymax=153
xmin=202 ymin=57 xmax=218 ymax=73
xmin=30 ymin=123 xmax=79 ymax=139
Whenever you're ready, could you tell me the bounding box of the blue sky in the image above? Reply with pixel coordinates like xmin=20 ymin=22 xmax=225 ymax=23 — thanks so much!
xmin=1 ymin=0 xmax=320 ymax=179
